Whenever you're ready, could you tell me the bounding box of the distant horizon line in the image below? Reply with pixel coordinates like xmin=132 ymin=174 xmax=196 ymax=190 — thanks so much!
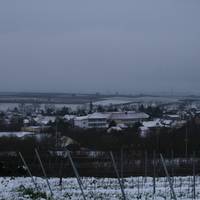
xmin=0 ymin=90 xmax=199 ymax=97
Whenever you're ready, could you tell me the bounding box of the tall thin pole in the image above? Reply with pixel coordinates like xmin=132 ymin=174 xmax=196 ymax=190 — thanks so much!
xmin=160 ymin=154 xmax=177 ymax=200
xmin=153 ymin=151 xmax=156 ymax=195
xmin=35 ymin=149 xmax=53 ymax=197
xmin=56 ymin=117 xmax=58 ymax=149
xmin=121 ymin=147 xmax=124 ymax=181
xmin=144 ymin=150 xmax=148 ymax=182
xmin=193 ymin=151 xmax=196 ymax=199
xmin=19 ymin=152 xmax=39 ymax=191
xmin=185 ymin=126 xmax=188 ymax=158
xmin=171 ymin=149 xmax=174 ymax=184
xmin=110 ymin=151 xmax=126 ymax=200
xmin=59 ymin=159 xmax=63 ymax=188
xmin=66 ymin=150 xmax=86 ymax=200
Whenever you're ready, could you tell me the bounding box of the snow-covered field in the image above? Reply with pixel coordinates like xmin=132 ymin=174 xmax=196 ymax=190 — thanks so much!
xmin=0 ymin=176 xmax=199 ymax=199
xmin=94 ymin=99 xmax=133 ymax=106
xmin=93 ymin=96 xmax=182 ymax=106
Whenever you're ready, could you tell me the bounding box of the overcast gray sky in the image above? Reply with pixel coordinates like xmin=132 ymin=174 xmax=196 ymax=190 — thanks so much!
xmin=0 ymin=0 xmax=200 ymax=94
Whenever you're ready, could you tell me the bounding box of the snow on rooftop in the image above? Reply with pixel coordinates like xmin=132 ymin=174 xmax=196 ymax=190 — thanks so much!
xmin=63 ymin=115 xmax=76 ymax=120
xmin=110 ymin=112 xmax=149 ymax=120
xmin=167 ymin=114 xmax=180 ymax=118
xmin=74 ymin=116 xmax=88 ymax=120
xmin=142 ymin=119 xmax=162 ymax=128
xmin=75 ymin=113 xmax=109 ymax=121
xmin=34 ymin=116 xmax=56 ymax=125
xmin=161 ymin=119 xmax=172 ymax=125
xmin=88 ymin=112 xmax=109 ymax=119
xmin=74 ymin=112 xmax=149 ymax=122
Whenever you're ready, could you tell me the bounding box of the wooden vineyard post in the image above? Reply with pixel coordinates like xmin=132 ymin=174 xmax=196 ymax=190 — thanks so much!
xmin=193 ymin=151 xmax=196 ymax=199
xmin=19 ymin=152 xmax=39 ymax=192
xmin=144 ymin=150 xmax=148 ymax=182
xmin=35 ymin=149 xmax=53 ymax=197
xmin=110 ymin=151 xmax=126 ymax=200
xmin=153 ymin=150 xmax=156 ymax=195
xmin=59 ymin=160 xmax=63 ymax=189
xmin=66 ymin=150 xmax=86 ymax=200
xmin=120 ymin=147 xmax=124 ymax=183
xmin=171 ymin=149 xmax=174 ymax=184
xmin=160 ymin=154 xmax=177 ymax=200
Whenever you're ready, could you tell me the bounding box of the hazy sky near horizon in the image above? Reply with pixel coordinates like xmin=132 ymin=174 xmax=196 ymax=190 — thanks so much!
xmin=0 ymin=0 xmax=200 ymax=94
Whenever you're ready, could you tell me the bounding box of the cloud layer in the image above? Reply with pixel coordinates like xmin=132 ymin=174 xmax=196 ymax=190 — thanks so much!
xmin=0 ymin=0 xmax=200 ymax=94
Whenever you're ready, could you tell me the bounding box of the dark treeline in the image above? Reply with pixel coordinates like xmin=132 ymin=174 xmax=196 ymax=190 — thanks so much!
xmin=0 ymin=112 xmax=23 ymax=131
xmin=1 ymin=117 xmax=200 ymax=177
xmin=141 ymin=119 xmax=200 ymax=157
xmin=1 ymin=117 xmax=200 ymax=157
xmin=0 ymin=135 xmax=54 ymax=154
xmin=56 ymin=118 xmax=200 ymax=158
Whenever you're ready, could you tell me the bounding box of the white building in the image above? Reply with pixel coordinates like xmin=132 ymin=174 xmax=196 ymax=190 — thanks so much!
xmin=34 ymin=115 xmax=56 ymax=125
xmin=74 ymin=116 xmax=88 ymax=129
xmin=109 ymin=111 xmax=149 ymax=126
xmin=74 ymin=111 xmax=149 ymax=129
xmin=142 ymin=119 xmax=163 ymax=129
xmin=88 ymin=113 xmax=109 ymax=128
xmin=74 ymin=113 xmax=109 ymax=129
xmin=139 ymin=119 xmax=163 ymax=137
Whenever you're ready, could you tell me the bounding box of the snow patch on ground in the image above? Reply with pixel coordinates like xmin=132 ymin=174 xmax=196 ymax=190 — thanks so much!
xmin=0 ymin=176 xmax=198 ymax=199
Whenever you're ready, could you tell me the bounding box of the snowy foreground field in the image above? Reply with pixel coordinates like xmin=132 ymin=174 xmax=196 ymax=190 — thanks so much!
xmin=0 ymin=176 xmax=199 ymax=199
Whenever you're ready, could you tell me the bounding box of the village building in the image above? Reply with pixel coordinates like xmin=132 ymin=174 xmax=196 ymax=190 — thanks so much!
xmin=74 ymin=116 xmax=89 ymax=129
xmin=74 ymin=113 xmax=108 ymax=129
xmin=74 ymin=111 xmax=149 ymax=129
xmin=87 ymin=113 xmax=109 ymax=128
xmin=109 ymin=111 xmax=149 ymax=126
